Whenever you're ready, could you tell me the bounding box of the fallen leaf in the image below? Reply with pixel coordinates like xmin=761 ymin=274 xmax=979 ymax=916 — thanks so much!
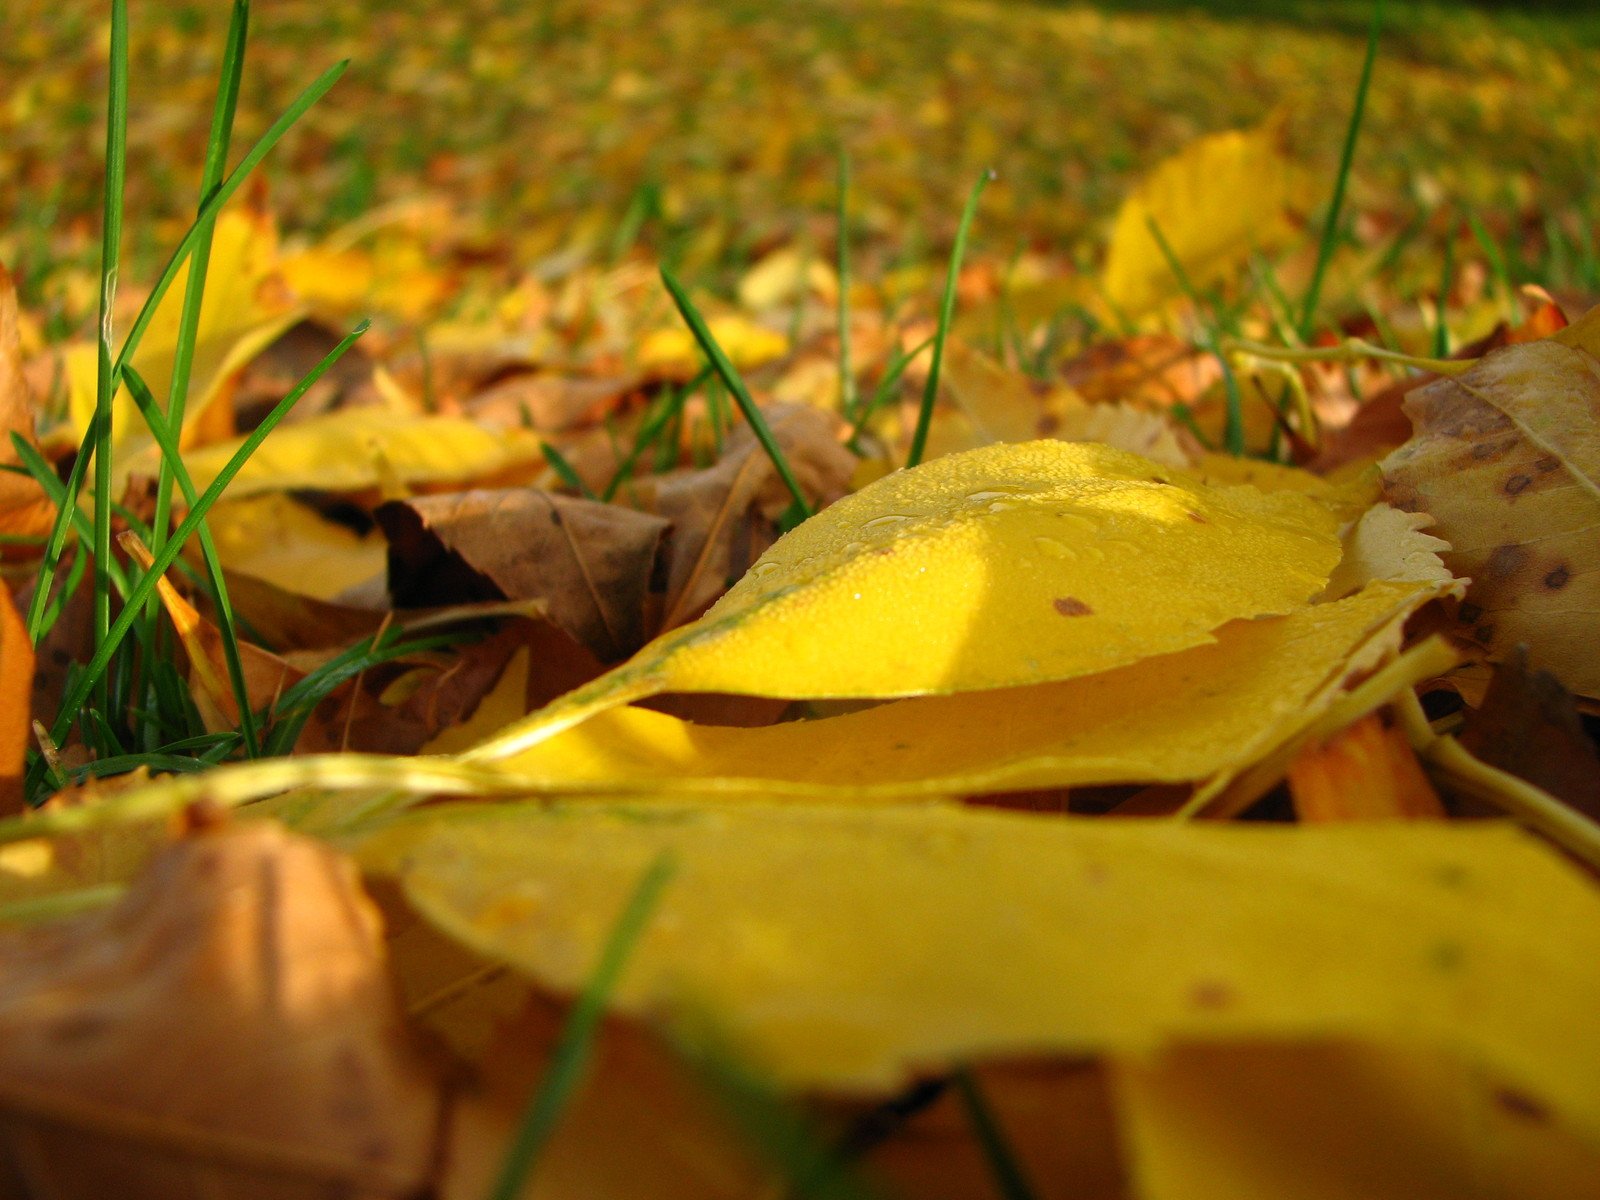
xmin=0 ymin=264 xmax=54 ymax=545
xmin=0 ymin=582 xmax=32 ymax=816
xmin=178 ymin=408 xmax=547 ymax=498
xmin=1288 ymin=714 xmax=1446 ymax=821
xmin=1381 ymin=334 xmax=1600 ymax=696
xmin=638 ymin=314 xmax=787 ymax=381
xmin=1456 ymin=646 xmax=1600 ymax=823
xmin=356 ymin=800 xmax=1600 ymax=1131
xmin=487 ymin=580 xmax=1443 ymax=800
xmin=464 ymin=440 xmax=1342 ymax=760
xmin=378 ymin=488 xmax=668 ymax=662
xmin=1113 ymin=1040 xmax=1600 ymax=1200
xmin=630 ymin=404 xmax=855 ymax=630
xmin=1101 ymin=118 xmax=1299 ymax=317
xmin=0 ymin=818 xmax=444 ymax=1195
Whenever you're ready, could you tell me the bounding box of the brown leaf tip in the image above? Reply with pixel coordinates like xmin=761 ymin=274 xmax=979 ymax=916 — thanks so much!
xmin=1053 ymin=596 xmax=1094 ymax=617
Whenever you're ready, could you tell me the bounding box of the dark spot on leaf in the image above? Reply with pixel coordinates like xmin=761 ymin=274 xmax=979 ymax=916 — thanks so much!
xmin=1544 ymin=564 xmax=1571 ymax=590
xmin=1494 ymin=1088 xmax=1550 ymax=1124
xmin=1486 ymin=543 xmax=1530 ymax=580
xmin=1186 ymin=511 xmax=1207 ymax=523
xmin=1434 ymin=863 xmax=1469 ymax=889
xmin=1188 ymin=980 xmax=1235 ymax=1010
xmin=1430 ymin=939 xmax=1464 ymax=971
xmin=1534 ymin=455 xmax=1561 ymax=474
xmin=1458 ymin=601 xmax=1484 ymax=624
xmin=1477 ymin=624 xmax=1497 ymax=644
xmin=1471 ymin=440 xmax=1501 ymax=460
xmin=1504 ymin=473 xmax=1532 ymax=496
xmin=1053 ymin=596 xmax=1093 ymax=617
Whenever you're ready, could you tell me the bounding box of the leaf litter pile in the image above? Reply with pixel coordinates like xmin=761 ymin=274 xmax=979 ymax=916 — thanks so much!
xmin=2 ymin=2 xmax=1600 ymax=1197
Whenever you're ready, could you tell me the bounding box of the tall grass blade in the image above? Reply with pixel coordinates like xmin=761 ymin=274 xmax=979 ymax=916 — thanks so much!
xmin=91 ymin=0 xmax=131 ymax=712
xmin=150 ymin=0 xmax=250 ymax=564
xmin=486 ymin=853 xmax=676 ymax=1200
xmin=38 ymin=322 xmax=369 ymax=764
xmin=837 ymin=145 xmax=855 ymax=419
xmin=1298 ymin=0 xmax=1384 ymax=338
xmin=26 ymin=56 xmax=349 ymax=643
xmin=123 ymin=366 xmax=260 ymax=757
xmin=906 ymin=168 xmax=992 ymax=469
xmin=660 ymin=267 xmax=812 ymax=519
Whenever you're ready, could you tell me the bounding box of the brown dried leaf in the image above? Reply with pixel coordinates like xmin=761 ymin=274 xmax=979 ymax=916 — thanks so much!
xmin=0 ymin=819 xmax=444 ymax=1198
xmin=630 ymin=404 xmax=854 ymax=631
xmin=378 ymin=489 xmax=668 ymax=663
xmin=1381 ymin=333 xmax=1600 ymax=696
xmin=1457 ymin=645 xmax=1600 ymax=824
xmin=0 ymin=265 xmax=54 ymax=545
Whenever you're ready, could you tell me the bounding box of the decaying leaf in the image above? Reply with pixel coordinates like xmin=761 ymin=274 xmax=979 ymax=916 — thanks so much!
xmin=379 ymin=488 xmax=668 ymax=662
xmin=355 ymin=800 xmax=1600 ymax=1140
xmin=0 ymin=818 xmax=443 ymax=1197
xmin=628 ymin=404 xmax=855 ymax=630
xmin=464 ymin=441 xmax=1342 ymax=760
xmin=1381 ymin=331 xmax=1600 ymax=696
xmin=1101 ymin=118 xmax=1299 ymax=316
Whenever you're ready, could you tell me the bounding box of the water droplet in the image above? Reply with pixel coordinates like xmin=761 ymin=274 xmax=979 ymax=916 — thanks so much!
xmin=842 ymin=540 xmax=865 ymax=556
xmin=862 ymin=514 xmax=912 ymax=529
xmin=1034 ymin=536 xmax=1075 ymax=559
xmin=965 ymin=489 xmax=1016 ymax=503
xmin=985 ymin=500 xmax=1015 ymax=514
xmin=751 ymin=562 xmax=780 ymax=578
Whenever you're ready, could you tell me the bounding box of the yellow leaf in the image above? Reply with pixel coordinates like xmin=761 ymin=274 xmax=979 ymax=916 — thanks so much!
xmin=1381 ymin=337 xmax=1600 ymax=696
xmin=637 ymin=315 xmax=788 ymax=380
xmin=490 ymin=579 xmax=1441 ymax=799
xmin=736 ymin=247 xmax=839 ymax=309
xmin=357 ymin=801 xmax=1600 ymax=1130
xmin=1113 ymin=1041 xmax=1600 ymax=1200
xmin=65 ymin=209 xmax=302 ymax=481
xmin=178 ymin=408 xmax=546 ymax=498
xmin=1102 ymin=119 xmax=1298 ymax=317
xmin=464 ymin=441 xmax=1341 ymax=761
xmin=205 ymin=494 xmax=388 ymax=602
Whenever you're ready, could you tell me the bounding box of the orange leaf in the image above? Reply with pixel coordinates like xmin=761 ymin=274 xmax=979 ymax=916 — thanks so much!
xmin=1288 ymin=714 xmax=1445 ymax=822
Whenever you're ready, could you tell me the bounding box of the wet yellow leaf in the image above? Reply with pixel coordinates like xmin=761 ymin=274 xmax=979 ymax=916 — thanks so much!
xmin=357 ymin=801 xmax=1600 ymax=1133
xmin=463 ymin=441 xmax=1340 ymax=762
xmin=1381 ymin=336 xmax=1600 ymax=696
xmin=178 ymin=408 xmax=546 ymax=498
xmin=65 ymin=209 xmax=301 ymax=480
xmin=1102 ymin=119 xmax=1298 ymax=317
xmin=490 ymin=579 xmax=1440 ymax=799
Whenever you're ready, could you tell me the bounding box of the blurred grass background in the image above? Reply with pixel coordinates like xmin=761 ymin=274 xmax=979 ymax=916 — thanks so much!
xmin=3 ymin=0 xmax=1597 ymax=325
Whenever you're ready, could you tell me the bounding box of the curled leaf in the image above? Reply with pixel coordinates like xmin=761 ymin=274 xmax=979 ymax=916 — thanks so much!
xmin=466 ymin=441 xmax=1342 ymax=760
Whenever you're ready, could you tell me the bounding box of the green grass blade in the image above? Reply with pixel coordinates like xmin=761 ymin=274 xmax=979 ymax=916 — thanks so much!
xmin=40 ymin=322 xmax=369 ymax=759
xmin=91 ymin=0 xmax=130 ymax=711
xmin=1298 ymin=0 xmax=1384 ymax=338
xmin=837 ymin=145 xmax=855 ymax=419
xmin=150 ymin=0 xmax=250 ymax=564
xmin=1432 ymin=226 xmax=1455 ymax=359
xmin=123 ymin=365 xmax=260 ymax=758
xmin=1146 ymin=216 xmax=1244 ymax=454
xmin=952 ymin=1068 xmax=1040 ymax=1200
xmin=906 ymin=169 xmax=992 ymax=469
xmin=539 ymin=441 xmax=595 ymax=499
xmin=26 ymin=56 xmax=349 ymax=643
xmin=1467 ymin=210 xmax=1515 ymax=307
xmin=599 ymin=370 xmax=706 ymax=503
xmin=486 ymin=853 xmax=676 ymax=1200
xmin=660 ymin=267 xmax=812 ymax=518
xmin=847 ymin=334 xmax=933 ymax=449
